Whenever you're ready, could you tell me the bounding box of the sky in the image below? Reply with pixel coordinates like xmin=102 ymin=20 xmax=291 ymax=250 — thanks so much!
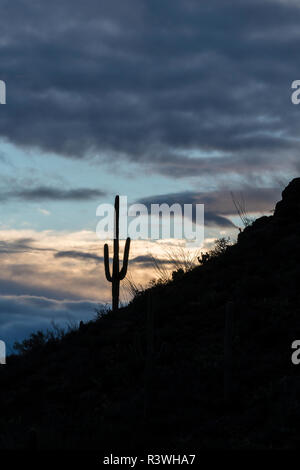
xmin=1 ymin=0 xmax=300 ymax=349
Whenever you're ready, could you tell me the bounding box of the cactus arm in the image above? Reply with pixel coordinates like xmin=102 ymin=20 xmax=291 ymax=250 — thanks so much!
xmin=119 ymin=237 xmax=131 ymax=280
xmin=114 ymin=195 xmax=119 ymax=239
xmin=104 ymin=243 xmax=113 ymax=282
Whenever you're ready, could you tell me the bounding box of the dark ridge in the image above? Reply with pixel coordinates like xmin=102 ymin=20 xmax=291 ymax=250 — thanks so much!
xmin=1 ymin=179 xmax=300 ymax=450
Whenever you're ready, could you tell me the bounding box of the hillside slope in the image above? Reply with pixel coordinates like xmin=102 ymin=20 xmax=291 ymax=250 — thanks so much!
xmin=1 ymin=179 xmax=300 ymax=450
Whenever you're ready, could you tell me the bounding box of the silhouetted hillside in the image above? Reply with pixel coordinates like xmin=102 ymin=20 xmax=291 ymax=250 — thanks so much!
xmin=1 ymin=179 xmax=300 ymax=450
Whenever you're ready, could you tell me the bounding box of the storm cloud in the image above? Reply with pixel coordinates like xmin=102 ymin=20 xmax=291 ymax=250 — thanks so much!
xmin=1 ymin=0 xmax=300 ymax=179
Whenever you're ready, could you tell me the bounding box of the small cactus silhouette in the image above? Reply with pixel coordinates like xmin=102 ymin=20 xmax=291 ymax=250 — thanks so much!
xmin=104 ymin=195 xmax=131 ymax=312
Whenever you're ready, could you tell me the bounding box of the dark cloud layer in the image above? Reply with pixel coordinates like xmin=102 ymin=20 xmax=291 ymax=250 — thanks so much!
xmin=1 ymin=0 xmax=300 ymax=178
xmin=0 ymin=186 xmax=106 ymax=201
xmin=130 ymin=254 xmax=174 ymax=268
xmin=0 ymin=276 xmax=85 ymax=301
xmin=137 ymin=185 xmax=282 ymax=227
xmin=54 ymin=250 xmax=104 ymax=262
xmin=0 ymin=238 xmax=56 ymax=255
xmin=54 ymin=250 xmax=172 ymax=268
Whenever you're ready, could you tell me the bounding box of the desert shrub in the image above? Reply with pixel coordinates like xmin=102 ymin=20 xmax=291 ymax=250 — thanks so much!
xmin=94 ymin=304 xmax=111 ymax=320
xmin=13 ymin=323 xmax=66 ymax=355
xmin=172 ymin=268 xmax=184 ymax=281
xmin=198 ymin=237 xmax=232 ymax=265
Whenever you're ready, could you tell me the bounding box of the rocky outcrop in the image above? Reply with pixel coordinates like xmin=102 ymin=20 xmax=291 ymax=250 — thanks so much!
xmin=274 ymin=178 xmax=300 ymax=220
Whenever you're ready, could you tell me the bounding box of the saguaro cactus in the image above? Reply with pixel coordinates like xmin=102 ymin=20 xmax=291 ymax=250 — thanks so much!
xmin=104 ymin=195 xmax=131 ymax=312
